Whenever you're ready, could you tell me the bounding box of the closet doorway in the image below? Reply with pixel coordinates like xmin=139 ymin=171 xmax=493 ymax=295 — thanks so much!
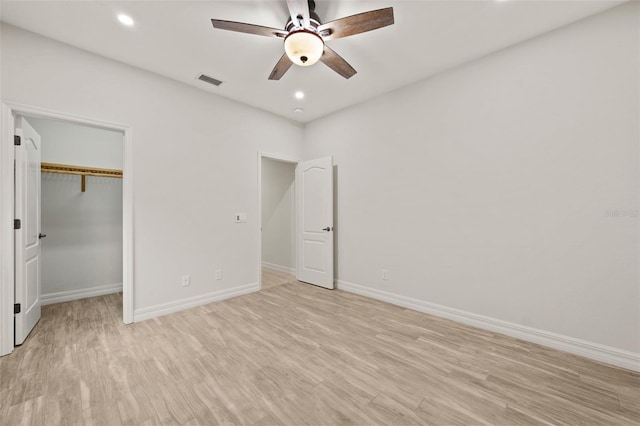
xmin=20 ymin=115 xmax=124 ymax=343
xmin=259 ymin=154 xmax=297 ymax=289
xmin=1 ymin=103 xmax=133 ymax=356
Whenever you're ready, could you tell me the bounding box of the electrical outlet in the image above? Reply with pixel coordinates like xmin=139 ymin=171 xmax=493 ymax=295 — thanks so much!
xmin=181 ymin=275 xmax=190 ymax=287
xmin=215 ymin=269 xmax=223 ymax=280
xmin=382 ymin=269 xmax=389 ymax=280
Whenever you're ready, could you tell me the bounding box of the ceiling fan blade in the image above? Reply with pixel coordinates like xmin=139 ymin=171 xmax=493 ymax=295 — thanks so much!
xmin=211 ymin=19 xmax=287 ymax=38
xmin=286 ymin=0 xmax=310 ymax=28
xmin=320 ymin=46 xmax=357 ymax=79
xmin=269 ymin=53 xmax=294 ymax=80
xmin=317 ymin=7 xmax=394 ymax=41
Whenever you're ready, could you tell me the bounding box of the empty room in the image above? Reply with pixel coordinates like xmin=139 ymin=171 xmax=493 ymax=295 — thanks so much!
xmin=0 ymin=0 xmax=638 ymax=425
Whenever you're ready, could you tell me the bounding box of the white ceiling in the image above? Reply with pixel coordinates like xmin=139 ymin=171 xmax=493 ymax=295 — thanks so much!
xmin=0 ymin=0 xmax=624 ymax=123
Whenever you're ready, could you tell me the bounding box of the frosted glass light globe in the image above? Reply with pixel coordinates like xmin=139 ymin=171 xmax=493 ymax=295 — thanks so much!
xmin=284 ymin=30 xmax=324 ymax=66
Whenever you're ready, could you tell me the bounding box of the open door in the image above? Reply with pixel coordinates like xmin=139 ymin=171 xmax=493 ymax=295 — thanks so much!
xmin=296 ymin=156 xmax=334 ymax=289
xmin=14 ymin=116 xmax=42 ymax=345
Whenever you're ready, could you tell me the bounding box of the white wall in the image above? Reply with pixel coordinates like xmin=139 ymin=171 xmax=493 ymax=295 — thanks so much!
xmin=29 ymin=116 xmax=123 ymax=169
xmin=40 ymin=172 xmax=123 ymax=300
xmin=261 ymin=158 xmax=295 ymax=272
xmin=27 ymin=117 xmax=123 ymax=302
xmin=303 ymin=2 xmax=639 ymax=357
xmin=1 ymin=24 xmax=303 ymax=317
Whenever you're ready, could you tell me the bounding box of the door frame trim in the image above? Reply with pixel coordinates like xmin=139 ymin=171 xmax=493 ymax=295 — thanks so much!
xmin=257 ymin=152 xmax=299 ymax=290
xmin=0 ymin=102 xmax=134 ymax=356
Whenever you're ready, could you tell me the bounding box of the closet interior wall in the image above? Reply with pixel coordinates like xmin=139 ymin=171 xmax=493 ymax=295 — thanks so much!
xmin=28 ymin=116 xmax=124 ymax=304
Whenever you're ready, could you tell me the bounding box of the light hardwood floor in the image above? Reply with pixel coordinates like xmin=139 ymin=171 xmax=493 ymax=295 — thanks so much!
xmin=261 ymin=268 xmax=296 ymax=289
xmin=1 ymin=277 xmax=638 ymax=425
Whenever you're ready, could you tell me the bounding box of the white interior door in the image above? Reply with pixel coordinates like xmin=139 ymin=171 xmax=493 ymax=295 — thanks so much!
xmin=14 ymin=116 xmax=42 ymax=345
xmin=296 ymin=156 xmax=334 ymax=289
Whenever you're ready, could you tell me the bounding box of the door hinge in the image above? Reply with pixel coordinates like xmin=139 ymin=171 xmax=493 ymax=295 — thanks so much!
xmin=14 ymin=135 xmax=21 ymax=146
xmin=14 ymin=303 xmax=21 ymax=314
xmin=14 ymin=219 xmax=21 ymax=230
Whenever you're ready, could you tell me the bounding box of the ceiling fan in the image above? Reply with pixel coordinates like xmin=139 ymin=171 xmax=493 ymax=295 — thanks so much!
xmin=211 ymin=0 xmax=394 ymax=80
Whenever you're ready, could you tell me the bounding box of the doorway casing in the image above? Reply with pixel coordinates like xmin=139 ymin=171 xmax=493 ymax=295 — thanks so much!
xmin=0 ymin=102 xmax=134 ymax=356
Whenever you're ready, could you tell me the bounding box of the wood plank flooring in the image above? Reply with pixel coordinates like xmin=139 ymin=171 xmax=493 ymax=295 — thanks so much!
xmin=261 ymin=268 xmax=295 ymax=289
xmin=1 ymin=276 xmax=638 ymax=425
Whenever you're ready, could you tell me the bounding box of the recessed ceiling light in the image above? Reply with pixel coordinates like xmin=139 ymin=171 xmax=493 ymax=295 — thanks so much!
xmin=117 ymin=14 xmax=135 ymax=27
xmin=293 ymin=108 xmax=304 ymax=113
xmin=294 ymin=91 xmax=305 ymax=100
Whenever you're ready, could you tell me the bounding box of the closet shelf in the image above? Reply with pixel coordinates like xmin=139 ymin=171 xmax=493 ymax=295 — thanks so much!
xmin=41 ymin=162 xmax=122 ymax=192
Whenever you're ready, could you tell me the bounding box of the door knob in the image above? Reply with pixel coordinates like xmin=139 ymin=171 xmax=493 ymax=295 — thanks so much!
xmin=38 ymin=233 xmax=47 ymax=239
xmin=322 ymin=227 xmax=333 ymax=232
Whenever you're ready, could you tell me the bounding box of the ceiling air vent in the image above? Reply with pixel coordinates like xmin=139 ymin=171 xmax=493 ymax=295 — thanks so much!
xmin=198 ymin=74 xmax=222 ymax=87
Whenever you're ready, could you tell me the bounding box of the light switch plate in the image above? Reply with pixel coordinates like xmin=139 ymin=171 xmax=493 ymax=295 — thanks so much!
xmin=235 ymin=212 xmax=247 ymax=223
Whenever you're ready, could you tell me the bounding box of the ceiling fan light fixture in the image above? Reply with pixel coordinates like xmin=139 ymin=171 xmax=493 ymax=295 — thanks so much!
xmin=210 ymin=3 xmax=394 ymax=80
xmin=284 ymin=30 xmax=324 ymax=67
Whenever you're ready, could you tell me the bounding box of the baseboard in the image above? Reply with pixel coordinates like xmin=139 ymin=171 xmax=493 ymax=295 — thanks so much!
xmin=133 ymin=282 xmax=259 ymax=322
xmin=41 ymin=283 xmax=122 ymax=305
xmin=262 ymin=262 xmax=295 ymax=275
xmin=336 ymin=279 xmax=640 ymax=372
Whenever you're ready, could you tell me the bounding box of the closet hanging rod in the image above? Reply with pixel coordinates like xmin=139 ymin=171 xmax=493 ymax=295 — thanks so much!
xmin=41 ymin=162 xmax=122 ymax=178
xmin=41 ymin=162 xmax=122 ymax=192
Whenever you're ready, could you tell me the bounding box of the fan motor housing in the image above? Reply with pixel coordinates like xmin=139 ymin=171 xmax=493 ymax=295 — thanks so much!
xmin=285 ymin=16 xmax=321 ymax=32
xmin=285 ymin=0 xmax=322 ymax=30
